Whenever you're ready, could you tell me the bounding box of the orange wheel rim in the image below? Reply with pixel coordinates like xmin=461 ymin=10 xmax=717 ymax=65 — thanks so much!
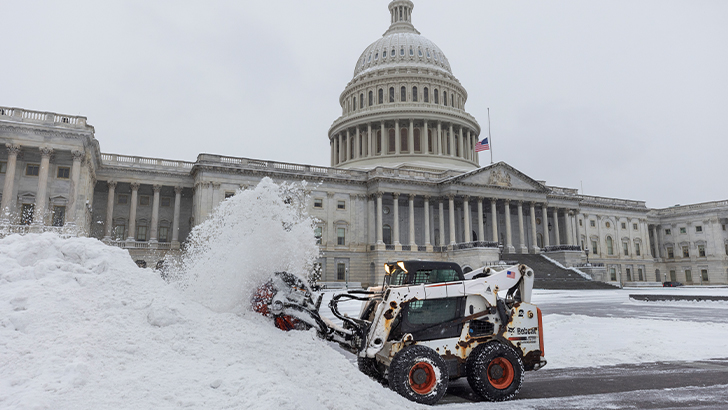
xmin=409 ymin=362 xmax=437 ymax=394
xmin=487 ymin=357 xmax=514 ymax=389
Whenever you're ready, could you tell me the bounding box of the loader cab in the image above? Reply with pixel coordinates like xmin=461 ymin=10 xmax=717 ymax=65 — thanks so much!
xmin=384 ymin=261 xmax=464 ymax=287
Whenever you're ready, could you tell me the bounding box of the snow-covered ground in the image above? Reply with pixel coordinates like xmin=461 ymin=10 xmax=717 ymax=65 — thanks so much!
xmin=2 ymin=179 xmax=728 ymax=409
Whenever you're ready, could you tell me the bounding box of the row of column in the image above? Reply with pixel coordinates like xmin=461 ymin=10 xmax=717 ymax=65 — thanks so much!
xmin=331 ymin=120 xmax=479 ymax=165
xmin=1 ymin=144 xmax=83 ymax=225
xmin=103 ymin=181 xmax=182 ymax=243
xmin=372 ymin=192 xmax=578 ymax=252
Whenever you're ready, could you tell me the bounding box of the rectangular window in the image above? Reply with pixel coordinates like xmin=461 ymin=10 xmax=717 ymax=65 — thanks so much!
xmin=579 ymin=219 xmax=583 ymax=226
xmin=337 ymin=227 xmax=346 ymax=245
xmin=695 ymin=225 xmax=702 ymax=233
xmin=20 ymin=203 xmax=34 ymax=225
xmin=314 ymin=226 xmax=322 ymax=245
xmin=623 ymin=242 xmax=629 ymax=256
xmin=682 ymin=246 xmax=689 ymax=258
xmin=680 ymin=227 xmax=687 ymax=234
xmin=113 ymin=224 xmax=125 ymax=240
xmin=159 ymin=227 xmax=169 ymax=242
xmin=161 ymin=197 xmax=171 ymax=207
xmin=591 ymin=240 xmax=598 ymax=254
xmin=698 ymin=245 xmax=705 ymax=257
xmin=621 ymin=222 xmax=626 ymax=229
xmin=610 ymin=268 xmax=617 ymax=281
xmin=57 ymin=167 xmax=70 ymax=179
xmin=626 ymin=268 xmax=632 ymax=281
xmin=685 ymin=269 xmax=692 ymax=283
xmin=701 ymin=269 xmax=709 ymax=282
xmin=638 ymin=268 xmax=644 ymax=281
xmin=337 ymin=200 xmax=346 ymax=210
xmin=590 ymin=220 xmax=595 ymax=227
xmin=723 ymin=224 xmax=726 ymax=231
xmin=139 ymin=195 xmax=150 ymax=206
xmin=26 ymin=164 xmax=40 ymax=176
xmin=0 ymin=161 xmax=6 ymax=173
xmin=51 ymin=206 xmax=65 ymax=227
xmin=667 ymin=247 xmax=674 ymax=258
xmin=670 ymin=270 xmax=676 ymax=282
xmin=665 ymin=229 xmax=671 ymax=235
xmin=635 ymin=243 xmax=641 ymax=256
xmin=633 ymin=223 xmax=638 ymax=230
xmin=117 ymin=194 xmax=128 ymax=205
xmin=337 ymin=263 xmax=346 ymax=281
xmin=314 ymin=198 xmax=323 ymax=208
xmin=136 ymin=226 xmax=148 ymax=241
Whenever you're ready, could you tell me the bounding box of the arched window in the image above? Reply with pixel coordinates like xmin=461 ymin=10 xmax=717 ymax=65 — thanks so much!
xmin=388 ymin=129 xmax=396 ymax=153
xmin=400 ymin=127 xmax=408 ymax=152
xmin=378 ymin=89 xmax=383 ymax=104
xmin=451 ymin=94 xmax=454 ymax=107
xmin=428 ymin=129 xmax=434 ymax=153
xmin=360 ymin=94 xmax=364 ymax=109
xmin=376 ymin=130 xmax=382 ymax=154
xmin=537 ymin=233 xmax=543 ymax=248
xmin=383 ymin=224 xmax=392 ymax=245
xmin=606 ymin=236 xmax=614 ymax=255
xmin=352 ymin=97 xmax=356 ymax=111
xmin=409 ymin=46 xmax=414 ymax=56
xmin=413 ymin=129 xmax=421 ymax=152
xmin=389 ymin=87 xmax=395 ymax=103
xmin=424 ymin=87 xmax=429 ymax=103
xmin=412 ymin=86 xmax=418 ymax=102
xmin=368 ymin=91 xmax=373 ymax=106
xmin=400 ymin=47 xmax=405 ymax=56
xmin=443 ymin=91 xmax=448 ymax=106
xmin=434 ymin=89 xmax=439 ymax=104
xmin=401 ymin=86 xmax=406 ymax=102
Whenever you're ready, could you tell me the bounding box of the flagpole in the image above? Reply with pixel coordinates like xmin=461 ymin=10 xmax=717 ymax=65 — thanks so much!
xmin=487 ymin=108 xmax=493 ymax=164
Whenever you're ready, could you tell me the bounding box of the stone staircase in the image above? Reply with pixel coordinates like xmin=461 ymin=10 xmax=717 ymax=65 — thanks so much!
xmin=509 ymin=254 xmax=618 ymax=290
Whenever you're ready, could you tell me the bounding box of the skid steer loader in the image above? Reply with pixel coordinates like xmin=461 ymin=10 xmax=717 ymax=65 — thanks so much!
xmin=252 ymin=261 xmax=546 ymax=405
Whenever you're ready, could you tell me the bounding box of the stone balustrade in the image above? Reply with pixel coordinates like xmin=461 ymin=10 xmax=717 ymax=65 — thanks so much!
xmin=654 ymin=200 xmax=728 ymax=215
xmin=101 ymin=153 xmax=194 ymax=172
xmin=0 ymin=106 xmax=89 ymax=129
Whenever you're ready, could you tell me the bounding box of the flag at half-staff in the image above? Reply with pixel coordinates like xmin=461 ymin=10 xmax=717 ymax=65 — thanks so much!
xmin=475 ymin=137 xmax=490 ymax=152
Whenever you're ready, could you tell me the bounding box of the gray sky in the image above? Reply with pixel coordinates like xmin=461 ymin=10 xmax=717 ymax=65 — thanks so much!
xmin=2 ymin=0 xmax=726 ymax=209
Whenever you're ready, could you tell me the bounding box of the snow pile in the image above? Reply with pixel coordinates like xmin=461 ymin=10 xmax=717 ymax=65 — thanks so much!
xmin=0 ymin=180 xmax=417 ymax=410
xmin=178 ymin=177 xmax=320 ymax=312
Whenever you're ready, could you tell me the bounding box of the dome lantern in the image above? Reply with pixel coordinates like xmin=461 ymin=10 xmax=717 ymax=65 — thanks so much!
xmin=386 ymin=0 xmax=419 ymax=35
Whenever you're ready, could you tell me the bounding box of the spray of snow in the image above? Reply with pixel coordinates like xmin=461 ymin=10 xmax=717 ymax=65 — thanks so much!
xmin=177 ymin=177 xmax=320 ymax=312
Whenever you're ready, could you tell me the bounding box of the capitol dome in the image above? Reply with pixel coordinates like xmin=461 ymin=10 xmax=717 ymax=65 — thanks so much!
xmin=328 ymin=0 xmax=481 ymax=172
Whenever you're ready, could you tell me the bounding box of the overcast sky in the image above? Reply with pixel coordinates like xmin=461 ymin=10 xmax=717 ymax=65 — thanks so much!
xmin=2 ymin=0 xmax=726 ymax=209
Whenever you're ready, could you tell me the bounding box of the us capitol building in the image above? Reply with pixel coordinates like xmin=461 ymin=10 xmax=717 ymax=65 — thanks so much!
xmin=1 ymin=1 xmax=727 ymax=286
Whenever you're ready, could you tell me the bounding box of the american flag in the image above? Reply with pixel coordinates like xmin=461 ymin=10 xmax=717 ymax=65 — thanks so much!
xmin=507 ymin=270 xmax=515 ymax=279
xmin=475 ymin=137 xmax=490 ymax=152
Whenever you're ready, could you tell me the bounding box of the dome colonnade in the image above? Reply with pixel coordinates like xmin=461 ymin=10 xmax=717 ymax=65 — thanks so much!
xmin=328 ymin=0 xmax=481 ymax=172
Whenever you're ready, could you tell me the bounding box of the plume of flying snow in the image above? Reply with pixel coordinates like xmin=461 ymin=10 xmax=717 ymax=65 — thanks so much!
xmin=177 ymin=177 xmax=319 ymax=312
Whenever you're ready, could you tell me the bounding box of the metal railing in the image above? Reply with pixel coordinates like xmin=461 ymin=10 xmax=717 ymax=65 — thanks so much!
xmin=543 ymin=245 xmax=583 ymax=252
xmin=454 ymin=241 xmax=499 ymax=250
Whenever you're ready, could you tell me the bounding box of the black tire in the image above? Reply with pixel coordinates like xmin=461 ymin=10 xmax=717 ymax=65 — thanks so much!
xmin=357 ymin=357 xmax=386 ymax=384
xmin=389 ymin=345 xmax=449 ymax=405
xmin=466 ymin=342 xmax=524 ymax=402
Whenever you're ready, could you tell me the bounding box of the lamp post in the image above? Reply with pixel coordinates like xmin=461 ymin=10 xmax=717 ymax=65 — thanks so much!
xmin=585 ymin=248 xmax=590 ymax=266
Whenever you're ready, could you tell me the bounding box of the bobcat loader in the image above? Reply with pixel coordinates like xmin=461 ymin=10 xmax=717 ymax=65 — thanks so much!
xmin=252 ymin=261 xmax=546 ymax=405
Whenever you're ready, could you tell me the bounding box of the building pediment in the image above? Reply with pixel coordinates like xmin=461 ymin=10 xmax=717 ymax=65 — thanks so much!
xmin=444 ymin=162 xmax=548 ymax=192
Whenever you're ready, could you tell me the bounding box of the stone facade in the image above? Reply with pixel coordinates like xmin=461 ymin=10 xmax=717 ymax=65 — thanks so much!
xmin=1 ymin=1 xmax=727 ymax=286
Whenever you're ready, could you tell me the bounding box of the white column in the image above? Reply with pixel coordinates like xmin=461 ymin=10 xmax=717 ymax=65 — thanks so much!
xmin=491 ymin=199 xmax=498 ymax=243
xmin=346 ymin=129 xmax=351 ymax=161
xmin=466 ymin=130 xmax=472 ymax=161
xmin=380 ymin=121 xmax=385 ymax=155
xmin=566 ymin=211 xmax=574 ymax=246
xmin=1 ymin=144 xmax=21 ymax=221
xmin=33 ymin=147 xmax=53 ymax=224
xmin=367 ymin=124 xmax=373 ymax=157
xmin=104 ymin=181 xmax=116 ymax=240
xmin=150 ymin=184 xmax=161 ymax=242
xmin=553 ymin=209 xmax=561 ymax=246
xmin=448 ymin=195 xmax=456 ymax=246
xmin=424 ymin=196 xmax=431 ymax=246
xmin=356 ymin=127 xmax=361 ymax=159
xmin=423 ymin=120 xmax=429 ymax=154
xmin=67 ymin=150 xmax=83 ymax=225
xmin=542 ymin=204 xmax=550 ymax=248
xmin=408 ymin=119 xmax=414 ymax=154
xmin=463 ymin=196 xmax=471 ymax=242
xmin=458 ymin=127 xmax=464 ymax=158
xmin=437 ymin=121 xmax=442 ymax=155
xmin=409 ymin=194 xmax=416 ymax=246
xmin=393 ymin=193 xmax=400 ymax=245
xmin=530 ymin=202 xmax=540 ymax=253
xmin=375 ymin=193 xmax=383 ymax=244
xmin=517 ymin=201 xmax=527 ymax=253
xmin=477 ymin=198 xmax=484 ymax=243
xmin=438 ymin=199 xmax=445 ymax=247
xmin=652 ymin=225 xmax=659 ymax=258
xmin=448 ymin=124 xmax=455 ymax=156
xmin=395 ymin=120 xmax=401 ymax=155
xmin=172 ymin=186 xmax=182 ymax=244
xmin=338 ymin=134 xmax=344 ymax=163
xmin=505 ymin=200 xmax=514 ymax=253
xmin=127 ymin=182 xmax=140 ymax=241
